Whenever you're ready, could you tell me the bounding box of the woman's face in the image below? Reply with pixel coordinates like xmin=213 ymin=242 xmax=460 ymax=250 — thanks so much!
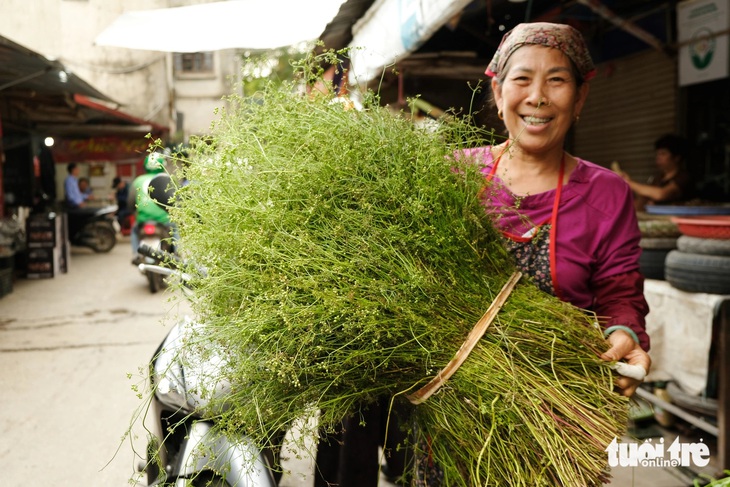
xmin=492 ymin=45 xmax=589 ymax=155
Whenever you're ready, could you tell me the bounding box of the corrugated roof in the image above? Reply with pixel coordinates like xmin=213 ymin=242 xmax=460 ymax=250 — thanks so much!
xmin=0 ymin=35 xmax=116 ymax=104
xmin=0 ymin=35 xmax=167 ymax=137
xmin=318 ymin=0 xmax=377 ymax=50
xmin=318 ymin=0 xmax=675 ymax=67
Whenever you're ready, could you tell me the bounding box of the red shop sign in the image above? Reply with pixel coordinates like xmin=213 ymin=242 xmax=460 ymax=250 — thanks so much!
xmin=51 ymin=136 xmax=154 ymax=164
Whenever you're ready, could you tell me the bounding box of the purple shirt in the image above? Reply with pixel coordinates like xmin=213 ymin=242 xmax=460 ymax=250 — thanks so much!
xmin=462 ymin=147 xmax=642 ymax=311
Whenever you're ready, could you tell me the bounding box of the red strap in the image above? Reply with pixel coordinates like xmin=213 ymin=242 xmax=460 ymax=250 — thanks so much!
xmin=478 ymin=146 xmax=505 ymax=200
xmin=549 ymin=154 xmax=565 ymax=300
xmin=481 ymin=147 xmax=566 ymax=299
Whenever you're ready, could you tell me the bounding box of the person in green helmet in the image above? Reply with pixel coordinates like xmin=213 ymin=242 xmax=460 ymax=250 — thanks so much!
xmin=129 ymin=152 xmax=174 ymax=262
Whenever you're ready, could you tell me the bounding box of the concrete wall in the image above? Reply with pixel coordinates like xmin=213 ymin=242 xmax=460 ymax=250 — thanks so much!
xmin=174 ymin=49 xmax=241 ymax=136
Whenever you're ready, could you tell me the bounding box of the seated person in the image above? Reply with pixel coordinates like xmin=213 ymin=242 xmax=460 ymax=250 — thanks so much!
xmin=78 ymin=177 xmax=93 ymax=199
xmin=615 ymin=134 xmax=694 ymax=211
xmin=64 ymin=162 xmax=90 ymax=209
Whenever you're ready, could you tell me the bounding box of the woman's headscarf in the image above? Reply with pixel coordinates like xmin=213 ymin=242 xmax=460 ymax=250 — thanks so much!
xmin=485 ymin=22 xmax=596 ymax=81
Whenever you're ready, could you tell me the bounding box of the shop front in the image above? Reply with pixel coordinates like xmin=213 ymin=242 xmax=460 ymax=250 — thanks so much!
xmin=320 ymin=0 xmax=730 ymax=202
xmin=0 ymin=34 xmax=168 ymax=288
xmin=317 ymin=0 xmax=730 ymax=478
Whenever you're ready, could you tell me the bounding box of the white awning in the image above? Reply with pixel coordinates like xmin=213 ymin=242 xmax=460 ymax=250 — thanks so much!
xmin=348 ymin=0 xmax=473 ymax=84
xmin=94 ymin=0 xmax=347 ymax=52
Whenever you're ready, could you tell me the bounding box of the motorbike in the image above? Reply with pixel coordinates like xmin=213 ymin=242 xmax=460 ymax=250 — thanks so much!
xmin=65 ymin=204 xmax=118 ymax=253
xmin=136 ymin=244 xmax=280 ymax=487
xmin=135 ymin=220 xmax=175 ymax=293
xmin=134 ymin=172 xmax=178 ymax=293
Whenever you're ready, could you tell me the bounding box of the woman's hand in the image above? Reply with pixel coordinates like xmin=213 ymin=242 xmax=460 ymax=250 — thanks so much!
xmin=600 ymin=329 xmax=651 ymax=397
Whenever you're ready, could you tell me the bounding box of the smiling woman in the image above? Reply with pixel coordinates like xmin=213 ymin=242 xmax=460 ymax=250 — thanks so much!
xmin=490 ymin=45 xmax=589 ymax=194
xmin=462 ymin=21 xmax=652 ymax=396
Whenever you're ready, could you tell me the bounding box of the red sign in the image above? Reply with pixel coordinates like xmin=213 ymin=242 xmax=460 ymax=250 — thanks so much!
xmin=51 ymin=136 xmax=154 ymax=164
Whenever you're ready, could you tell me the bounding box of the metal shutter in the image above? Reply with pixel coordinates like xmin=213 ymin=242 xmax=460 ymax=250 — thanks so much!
xmin=573 ymin=50 xmax=677 ymax=183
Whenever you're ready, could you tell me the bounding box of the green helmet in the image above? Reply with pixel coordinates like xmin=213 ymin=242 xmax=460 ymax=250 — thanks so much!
xmin=144 ymin=152 xmax=166 ymax=173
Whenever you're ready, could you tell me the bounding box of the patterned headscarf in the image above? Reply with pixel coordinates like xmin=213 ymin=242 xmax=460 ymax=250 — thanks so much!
xmin=485 ymin=22 xmax=596 ymax=81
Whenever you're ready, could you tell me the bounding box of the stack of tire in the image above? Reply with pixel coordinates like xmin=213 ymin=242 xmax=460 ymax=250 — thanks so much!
xmin=665 ymin=217 xmax=730 ymax=295
xmin=638 ymin=219 xmax=681 ymax=281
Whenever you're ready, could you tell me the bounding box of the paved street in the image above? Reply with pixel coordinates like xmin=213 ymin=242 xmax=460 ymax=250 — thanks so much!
xmin=0 ymin=235 xmax=722 ymax=487
xmin=0 ymin=238 xmax=188 ymax=486
xmin=0 ymin=235 xmax=389 ymax=487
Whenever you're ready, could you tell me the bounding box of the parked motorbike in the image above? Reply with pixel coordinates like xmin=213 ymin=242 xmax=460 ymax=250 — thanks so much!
xmin=136 ymin=244 xmax=280 ymax=487
xmin=135 ymin=220 xmax=175 ymax=293
xmin=65 ymin=204 xmax=118 ymax=253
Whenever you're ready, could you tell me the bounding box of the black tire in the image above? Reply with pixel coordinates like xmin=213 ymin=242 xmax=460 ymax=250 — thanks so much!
xmin=677 ymin=235 xmax=730 ymax=256
xmin=665 ymin=250 xmax=730 ymax=294
xmin=639 ymin=237 xmax=678 ymax=250
xmin=89 ymin=222 xmax=116 ymax=253
xmin=190 ymin=471 xmax=228 ymax=487
xmin=145 ymin=439 xmax=162 ymax=486
xmin=666 ymin=382 xmax=717 ymax=417
xmin=147 ymin=271 xmax=162 ymax=293
xmin=262 ymin=437 xmax=285 ymax=485
xmin=639 ymin=248 xmax=669 ymax=280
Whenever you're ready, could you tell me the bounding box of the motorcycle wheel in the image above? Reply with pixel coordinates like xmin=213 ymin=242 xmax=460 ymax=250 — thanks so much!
xmin=190 ymin=471 xmax=228 ymax=487
xmin=145 ymin=439 xmax=162 ymax=486
xmin=147 ymin=271 xmax=162 ymax=294
xmin=89 ymin=222 xmax=117 ymax=253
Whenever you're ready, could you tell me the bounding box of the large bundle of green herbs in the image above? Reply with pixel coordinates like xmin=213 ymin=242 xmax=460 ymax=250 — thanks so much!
xmin=168 ymin=65 xmax=627 ymax=486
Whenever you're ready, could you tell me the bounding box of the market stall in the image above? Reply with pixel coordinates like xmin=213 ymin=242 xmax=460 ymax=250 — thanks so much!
xmin=641 ymin=282 xmax=730 ymax=468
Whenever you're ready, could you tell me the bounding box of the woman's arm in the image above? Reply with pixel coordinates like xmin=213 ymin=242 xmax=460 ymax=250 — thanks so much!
xmin=588 ymin=176 xmax=652 ymax=396
xmin=591 ymin=270 xmax=650 ymax=351
xmin=591 ymin=270 xmax=651 ymax=397
xmin=625 ymin=177 xmax=682 ymax=204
